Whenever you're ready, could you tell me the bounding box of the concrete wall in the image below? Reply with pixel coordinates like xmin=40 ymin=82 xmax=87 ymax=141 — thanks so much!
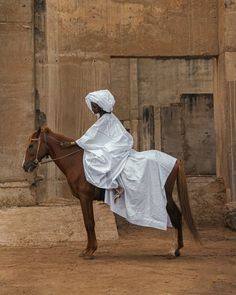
xmin=161 ymin=94 xmax=216 ymax=175
xmin=110 ymin=57 xmax=215 ymax=171
xmin=216 ymin=0 xmax=236 ymax=202
xmin=1 ymin=0 xmax=231 ymax=226
xmin=35 ymin=0 xmax=218 ymax=203
xmin=42 ymin=0 xmax=219 ymax=132
xmin=0 ymin=0 xmax=36 ymax=206
xmin=54 ymin=0 xmax=218 ymax=57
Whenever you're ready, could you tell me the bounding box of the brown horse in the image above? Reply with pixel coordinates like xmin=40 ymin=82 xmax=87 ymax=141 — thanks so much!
xmin=22 ymin=127 xmax=200 ymax=259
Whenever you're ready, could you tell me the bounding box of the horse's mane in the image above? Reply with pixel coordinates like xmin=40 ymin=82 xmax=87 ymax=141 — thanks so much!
xmin=42 ymin=126 xmax=75 ymax=142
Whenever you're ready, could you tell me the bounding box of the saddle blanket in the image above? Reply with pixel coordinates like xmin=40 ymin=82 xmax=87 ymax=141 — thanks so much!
xmin=105 ymin=149 xmax=177 ymax=230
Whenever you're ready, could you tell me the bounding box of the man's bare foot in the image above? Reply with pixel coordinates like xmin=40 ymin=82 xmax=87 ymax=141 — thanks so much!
xmin=113 ymin=186 xmax=124 ymax=202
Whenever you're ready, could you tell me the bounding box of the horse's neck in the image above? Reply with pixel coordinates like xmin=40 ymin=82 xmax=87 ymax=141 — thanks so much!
xmin=48 ymin=131 xmax=74 ymax=145
xmin=46 ymin=131 xmax=78 ymax=175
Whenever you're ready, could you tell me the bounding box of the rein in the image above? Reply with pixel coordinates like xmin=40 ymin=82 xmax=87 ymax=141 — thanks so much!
xmin=30 ymin=132 xmax=82 ymax=166
xmin=39 ymin=149 xmax=82 ymax=165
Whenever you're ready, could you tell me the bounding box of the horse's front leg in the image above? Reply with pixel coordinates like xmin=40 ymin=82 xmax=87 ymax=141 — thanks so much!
xmin=79 ymin=196 xmax=97 ymax=259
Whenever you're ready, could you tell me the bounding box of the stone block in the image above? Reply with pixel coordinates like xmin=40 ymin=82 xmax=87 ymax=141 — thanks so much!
xmin=0 ymin=181 xmax=36 ymax=207
xmin=224 ymin=202 xmax=236 ymax=230
xmin=172 ymin=176 xmax=227 ymax=226
xmin=0 ymin=203 xmax=118 ymax=246
xmin=186 ymin=177 xmax=227 ymax=226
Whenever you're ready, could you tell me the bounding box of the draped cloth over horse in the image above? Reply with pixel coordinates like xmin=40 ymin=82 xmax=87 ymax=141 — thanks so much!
xmin=76 ymin=90 xmax=177 ymax=231
xmin=105 ymin=150 xmax=176 ymax=230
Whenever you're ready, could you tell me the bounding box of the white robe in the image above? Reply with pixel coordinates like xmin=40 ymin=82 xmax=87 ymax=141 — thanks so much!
xmin=105 ymin=150 xmax=177 ymax=230
xmin=76 ymin=113 xmax=133 ymax=189
xmin=77 ymin=112 xmax=177 ymax=231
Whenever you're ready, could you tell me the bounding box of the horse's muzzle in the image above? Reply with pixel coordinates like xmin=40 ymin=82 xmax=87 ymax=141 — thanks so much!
xmin=23 ymin=161 xmax=38 ymax=172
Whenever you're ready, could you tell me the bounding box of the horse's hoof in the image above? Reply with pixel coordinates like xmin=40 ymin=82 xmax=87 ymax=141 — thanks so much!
xmin=79 ymin=250 xmax=88 ymax=257
xmin=175 ymin=249 xmax=181 ymax=257
xmin=166 ymin=253 xmax=176 ymax=259
xmin=83 ymin=254 xmax=95 ymax=260
xmin=79 ymin=249 xmax=96 ymax=259
xmin=166 ymin=249 xmax=176 ymax=259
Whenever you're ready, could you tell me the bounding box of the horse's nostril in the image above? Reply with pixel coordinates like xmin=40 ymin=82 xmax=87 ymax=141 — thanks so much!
xmin=23 ymin=163 xmax=30 ymax=172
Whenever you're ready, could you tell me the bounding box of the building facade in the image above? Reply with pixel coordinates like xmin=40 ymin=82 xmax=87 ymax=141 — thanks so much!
xmin=0 ymin=0 xmax=235 ymax=223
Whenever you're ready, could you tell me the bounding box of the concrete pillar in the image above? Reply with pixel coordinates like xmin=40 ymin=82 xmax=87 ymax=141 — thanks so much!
xmin=34 ymin=0 xmax=112 ymax=204
xmin=0 ymin=0 xmax=36 ymax=207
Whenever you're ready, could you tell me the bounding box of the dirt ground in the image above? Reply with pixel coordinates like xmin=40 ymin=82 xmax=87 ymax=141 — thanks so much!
xmin=0 ymin=219 xmax=235 ymax=295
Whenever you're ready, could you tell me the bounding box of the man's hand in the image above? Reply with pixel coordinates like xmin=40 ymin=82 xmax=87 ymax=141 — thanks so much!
xmin=60 ymin=141 xmax=76 ymax=148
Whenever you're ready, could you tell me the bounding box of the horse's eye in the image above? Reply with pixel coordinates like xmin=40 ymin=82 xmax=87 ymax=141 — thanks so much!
xmin=29 ymin=144 xmax=33 ymax=149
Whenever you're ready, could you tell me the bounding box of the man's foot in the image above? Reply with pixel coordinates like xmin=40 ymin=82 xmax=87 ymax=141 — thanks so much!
xmin=113 ymin=186 xmax=124 ymax=202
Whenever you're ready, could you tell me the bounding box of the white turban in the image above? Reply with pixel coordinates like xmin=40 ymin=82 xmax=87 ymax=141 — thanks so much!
xmin=85 ymin=90 xmax=115 ymax=113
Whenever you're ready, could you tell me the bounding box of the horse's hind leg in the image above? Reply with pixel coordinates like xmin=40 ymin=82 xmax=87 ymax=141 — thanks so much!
xmin=166 ymin=200 xmax=183 ymax=257
xmin=165 ymin=162 xmax=183 ymax=257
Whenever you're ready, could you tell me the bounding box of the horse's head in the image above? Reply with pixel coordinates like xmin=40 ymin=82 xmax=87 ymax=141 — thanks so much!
xmin=22 ymin=127 xmax=50 ymax=172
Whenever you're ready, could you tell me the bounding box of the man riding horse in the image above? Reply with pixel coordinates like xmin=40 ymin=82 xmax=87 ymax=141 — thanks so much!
xmin=22 ymin=89 xmax=199 ymax=259
xmin=61 ymin=90 xmax=133 ymax=201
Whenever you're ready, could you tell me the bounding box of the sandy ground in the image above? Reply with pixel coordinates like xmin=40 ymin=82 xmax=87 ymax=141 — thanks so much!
xmin=0 ymin=220 xmax=235 ymax=295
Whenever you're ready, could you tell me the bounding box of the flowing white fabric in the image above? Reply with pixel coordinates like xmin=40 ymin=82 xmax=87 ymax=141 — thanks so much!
xmin=77 ymin=89 xmax=177 ymax=230
xmin=76 ymin=113 xmax=133 ymax=189
xmin=105 ymin=150 xmax=177 ymax=230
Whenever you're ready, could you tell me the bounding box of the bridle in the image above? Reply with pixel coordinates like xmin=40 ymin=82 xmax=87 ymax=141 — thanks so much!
xmin=28 ymin=131 xmax=82 ymax=167
xmin=29 ymin=136 xmax=43 ymax=168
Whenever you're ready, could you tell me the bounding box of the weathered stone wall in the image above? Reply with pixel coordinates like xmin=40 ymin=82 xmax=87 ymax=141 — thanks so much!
xmin=35 ymin=0 xmax=219 ymax=204
xmin=55 ymin=0 xmax=218 ymax=57
xmin=216 ymin=0 xmax=236 ymax=202
xmin=1 ymin=0 xmax=231 ymax=227
xmin=110 ymin=57 xmax=215 ymax=161
xmin=187 ymin=177 xmax=226 ymax=226
xmin=42 ymin=0 xmax=218 ymax=134
xmin=0 ymin=0 xmax=36 ymax=206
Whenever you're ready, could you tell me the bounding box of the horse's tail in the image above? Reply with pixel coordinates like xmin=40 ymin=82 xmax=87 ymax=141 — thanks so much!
xmin=176 ymin=160 xmax=200 ymax=242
